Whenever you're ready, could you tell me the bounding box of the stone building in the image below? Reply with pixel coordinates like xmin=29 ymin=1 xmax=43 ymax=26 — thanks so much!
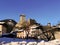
xmin=13 ymin=14 xmax=39 ymax=38
xmin=52 ymin=24 xmax=60 ymax=39
xmin=28 ymin=24 xmax=42 ymax=38
xmin=15 ymin=14 xmax=27 ymax=28
xmin=42 ymin=23 xmax=55 ymax=41
xmin=42 ymin=23 xmax=60 ymax=40
xmin=16 ymin=29 xmax=27 ymax=38
xmin=0 ymin=22 xmax=7 ymax=35
xmin=27 ymin=19 xmax=36 ymax=26
xmin=0 ymin=19 xmax=17 ymax=33
xmin=15 ymin=14 xmax=37 ymax=28
xmin=12 ymin=14 xmax=60 ymax=40
xmin=19 ymin=14 xmax=26 ymax=24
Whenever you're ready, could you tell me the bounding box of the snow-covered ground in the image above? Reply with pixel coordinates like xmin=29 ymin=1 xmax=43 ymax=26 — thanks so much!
xmin=0 ymin=37 xmax=60 ymax=45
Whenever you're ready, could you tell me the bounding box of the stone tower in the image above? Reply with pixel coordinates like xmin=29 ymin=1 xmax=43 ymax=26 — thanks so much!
xmin=15 ymin=14 xmax=26 ymax=28
xmin=47 ymin=23 xmax=51 ymax=27
xmin=19 ymin=14 xmax=26 ymax=24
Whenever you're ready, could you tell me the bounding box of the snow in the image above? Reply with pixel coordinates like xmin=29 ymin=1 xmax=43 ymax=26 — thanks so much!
xmin=0 ymin=37 xmax=60 ymax=45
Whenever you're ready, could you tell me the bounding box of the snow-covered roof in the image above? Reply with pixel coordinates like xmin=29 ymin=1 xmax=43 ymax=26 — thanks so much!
xmin=30 ymin=25 xmax=39 ymax=29
xmin=0 ymin=22 xmax=5 ymax=24
xmin=15 ymin=29 xmax=24 ymax=31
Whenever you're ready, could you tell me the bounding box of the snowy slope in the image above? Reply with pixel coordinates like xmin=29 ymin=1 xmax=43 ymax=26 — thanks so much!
xmin=0 ymin=37 xmax=60 ymax=45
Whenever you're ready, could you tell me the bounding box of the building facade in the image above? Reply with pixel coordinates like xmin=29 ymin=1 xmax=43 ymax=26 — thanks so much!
xmin=0 ymin=22 xmax=7 ymax=35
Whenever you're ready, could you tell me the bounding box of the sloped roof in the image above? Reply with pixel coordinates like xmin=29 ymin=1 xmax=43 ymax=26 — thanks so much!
xmin=1 ymin=19 xmax=16 ymax=24
xmin=0 ymin=22 xmax=5 ymax=25
xmin=43 ymin=25 xmax=52 ymax=32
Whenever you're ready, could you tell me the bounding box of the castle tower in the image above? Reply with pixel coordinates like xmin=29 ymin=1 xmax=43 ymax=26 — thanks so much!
xmin=47 ymin=23 xmax=51 ymax=27
xmin=19 ymin=14 xmax=26 ymax=24
xmin=15 ymin=14 xmax=26 ymax=28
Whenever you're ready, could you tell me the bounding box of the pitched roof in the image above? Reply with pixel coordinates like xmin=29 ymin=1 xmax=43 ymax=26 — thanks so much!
xmin=0 ymin=22 xmax=5 ymax=25
xmin=43 ymin=25 xmax=52 ymax=32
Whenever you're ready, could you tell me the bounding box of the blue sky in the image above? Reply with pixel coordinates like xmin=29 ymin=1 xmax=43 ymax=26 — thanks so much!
xmin=0 ymin=0 xmax=60 ymax=25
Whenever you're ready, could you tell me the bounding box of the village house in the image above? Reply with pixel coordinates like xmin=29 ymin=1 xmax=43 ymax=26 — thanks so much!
xmin=0 ymin=19 xmax=17 ymax=33
xmin=52 ymin=23 xmax=60 ymax=39
xmin=13 ymin=28 xmax=27 ymax=38
xmin=0 ymin=22 xmax=7 ymax=35
xmin=42 ymin=23 xmax=60 ymax=40
xmin=28 ymin=24 xmax=43 ymax=39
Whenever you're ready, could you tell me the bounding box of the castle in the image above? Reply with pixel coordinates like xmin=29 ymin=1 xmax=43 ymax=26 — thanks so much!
xmin=0 ymin=14 xmax=60 ymax=41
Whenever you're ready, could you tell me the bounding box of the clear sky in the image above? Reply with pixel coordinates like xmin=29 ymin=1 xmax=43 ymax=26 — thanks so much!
xmin=0 ymin=0 xmax=60 ymax=25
